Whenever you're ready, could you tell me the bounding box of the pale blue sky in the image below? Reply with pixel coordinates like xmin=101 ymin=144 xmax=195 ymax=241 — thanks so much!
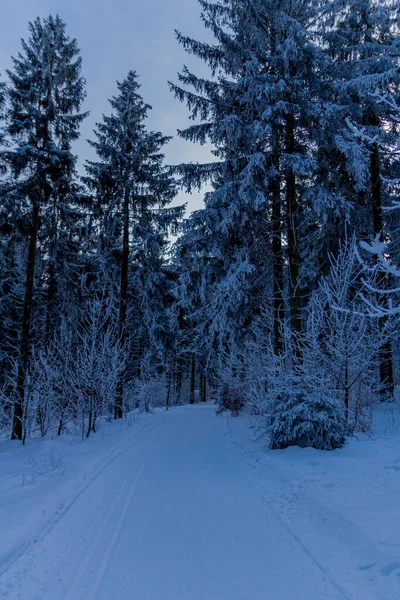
xmin=0 ymin=0 xmax=214 ymax=212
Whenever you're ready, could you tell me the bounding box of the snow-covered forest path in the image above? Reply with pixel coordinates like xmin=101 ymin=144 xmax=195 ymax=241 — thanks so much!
xmin=0 ymin=404 xmax=398 ymax=600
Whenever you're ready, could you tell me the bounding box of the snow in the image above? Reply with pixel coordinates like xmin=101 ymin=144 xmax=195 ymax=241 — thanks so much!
xmin=0 ymin=404 xmax=400 ymax=599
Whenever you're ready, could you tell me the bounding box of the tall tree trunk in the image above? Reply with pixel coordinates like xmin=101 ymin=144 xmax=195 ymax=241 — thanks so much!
xmin=115 ymin=189 xmax=130 ymax=419
xmin=344 ymin=353 xmax=349 ymax=421
xmin=271 ymin=130 xmax=284 ymax=356
xmin=45 ymin=208 xmax=58 ymax=349
xmin=200 ymin=370 xmax=207 ymax=403
xmin=285 ymin=113 xmax=302 ymax=353
xmin=166 ymin=357 xmax=173 ymax=411
xmin=269 ymin=31 xmax=284 ymax=356
xmin=175 ymin=307 xmax=185 ymax=404
xmin=12 ymin=201 xmax=40 ymax=441
xmin=45 ymin=260 xmax=57 ymax=349
xmin=370 ymin=141 xmax=394 ymax=401
xmin=175 ymin=365 xmax=182 ymax=405
xmin=189 ymin=353 xmax=196 ymax=404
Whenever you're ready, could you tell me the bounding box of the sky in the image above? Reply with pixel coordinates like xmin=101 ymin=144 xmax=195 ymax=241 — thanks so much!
xmin=0 ymin=0 xmax=214 ymax=213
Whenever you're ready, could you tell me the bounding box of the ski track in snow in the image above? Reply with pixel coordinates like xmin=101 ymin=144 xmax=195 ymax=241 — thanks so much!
xmin=0 ymin=418 xmax=158 ymax=582
xmin=0 ymin=404 xmax=399 ymax=600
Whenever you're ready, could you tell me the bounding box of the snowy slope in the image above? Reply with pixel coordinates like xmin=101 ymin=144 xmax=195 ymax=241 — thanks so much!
xmin=0 ymin=404 xmax=399 ymax=600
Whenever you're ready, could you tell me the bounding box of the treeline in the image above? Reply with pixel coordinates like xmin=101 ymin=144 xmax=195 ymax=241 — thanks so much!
xmin=0 ymin=16 xmax=185 ymax=442
xmin=1 ymin=1 xmax=400 ymax=449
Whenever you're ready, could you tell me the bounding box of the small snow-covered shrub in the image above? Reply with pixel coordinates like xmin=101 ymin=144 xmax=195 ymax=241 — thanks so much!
xmin=133 ymin=376 xmax=167 ymax=413
xmin=216 ymin=372 xmax=245 ymax=417
xmin=263 ymin=368 xmax=347 ymax=451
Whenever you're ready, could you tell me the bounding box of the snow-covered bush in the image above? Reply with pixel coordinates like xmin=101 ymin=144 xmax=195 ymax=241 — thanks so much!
xmin=21 ymin=297 xmax=122 ymax=441
xmin=132 ymin=376 xmax=167 ymax=413
xmin=69 ymin=299 xmax=121 ymax=438
xmin=247 ymin=308 xmax=350 ymax=449
xmin=216 ymin=364 xmax=245 ymax=417
xmin=263 ymin=366 xmax=347 ymax=451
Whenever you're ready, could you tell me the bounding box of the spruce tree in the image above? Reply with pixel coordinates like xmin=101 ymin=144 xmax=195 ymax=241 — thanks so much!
xmin=170 ymin=0 xmax=345 ymax=369
xmin=3 ymin=15 xmax=87 ymax=441
xmin=328 ymin=0 xmax=400 ymax=399
xmin=0 ymin=77 xmax=12 ymax=396
xmin=85 ymin=71 xmax=181 ymax=419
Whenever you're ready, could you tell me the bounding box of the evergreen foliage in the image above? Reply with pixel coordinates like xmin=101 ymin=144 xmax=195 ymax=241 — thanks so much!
xmin=264 ymin=367 xmax=347 ymax=451
xmin=85 ymin=71 xmax=183 ymax=417
xmin=0 ymin=3 xmax=399 ymax=449
xmin=1 ymin=14 xmax=87 ymax=440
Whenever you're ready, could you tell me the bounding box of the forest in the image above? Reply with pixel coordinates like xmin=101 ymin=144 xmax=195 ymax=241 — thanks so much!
xmin=0 ymin=0 xmax=400 ymax=449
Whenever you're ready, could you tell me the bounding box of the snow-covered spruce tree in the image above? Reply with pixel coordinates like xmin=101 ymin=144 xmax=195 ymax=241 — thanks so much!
xmin=171 ymin=0 xmax=348 ymax=412
xmin=2 ymin=15 xmax=87 ymax=441
xmin=243 ymin=298 xmax=350 ymax=447
xmin=257 ymin=237 xmax=392 ymax=447
xmin=0 ymin=79 xmax=17 ymax=427
xmin=85 ymin=71 xmax=183 ymax=419
xmin=326 ymin=0 xmax=400 ymax=400
xmin=0 ymin=77 xmax=12 ymax=391
xmin=263 ymin=362 xmax=347 ymax=451
xmin=170 ymin=0 xmax=280 ymax=380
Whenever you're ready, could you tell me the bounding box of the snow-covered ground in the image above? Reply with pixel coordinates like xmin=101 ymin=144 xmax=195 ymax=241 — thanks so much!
xmin=0 ymin=403 xmax=400 ymax=599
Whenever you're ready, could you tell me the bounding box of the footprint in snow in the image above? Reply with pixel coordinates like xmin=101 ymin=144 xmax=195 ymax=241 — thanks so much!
xmin=384 ymin=464 xmax=400 ymax=471
xmin=358 ymin=562 xmax=377 ymax=571
xmin=380 ymin=561 xmax=400 ymax=576
xmin=323 ymin=482 xmax=335 ymax=490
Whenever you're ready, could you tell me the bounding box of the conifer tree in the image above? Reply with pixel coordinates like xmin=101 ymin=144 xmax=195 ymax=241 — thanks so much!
xmin=170 ymin=0 xmax=346 ymax=369
xmin=3 ymin=15 xmax=87 ymax=441
xmin=85 ymin=71 xmax=181 ymax=418
xmin=328 ymin=0 xmax=400 ymax=399
xmin=0 ymin=77 xmax=12 ymax=394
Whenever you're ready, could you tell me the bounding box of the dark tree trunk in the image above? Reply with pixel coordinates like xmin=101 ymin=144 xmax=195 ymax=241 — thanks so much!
xmin=201 ymin=371 xmax=207 ymax=403
xmin=371 ymin=143 xmax=383 ymax=238
xmin=115 ymin=189 xmax=130 ymax=419
xmin=166 ymin=359 xmax=173 ymax=411
xmin=86 ymin=407 xmax=93 ymax=438
xmin=175 ymin=307 xmax=185 ymax=404
xmin=136 ymin=336 xmax=142 ymax=380
xmin=271 ymin=130 xmax=284 ymax=356
xmin=285 ymin=113 xmax=302 ymax=351
xmin=12 ymin=201 xmax=40 ymax=441
xmin=45 ymin=259 xmax=57 ymax=349
xmin=370 ymin=141 xmax=394 ymax=401
xmin=344 ymin=354 xmax=349 ymax=421
xmin=175 ymin=361 xmax=183 ymax=405
xmin=269 ymin=32 xmax=284 ymax=356
xmin=189 ymin=353 xmax=196 ymax=404
xmin=45 ymin=207 xmax=58 ymax=349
